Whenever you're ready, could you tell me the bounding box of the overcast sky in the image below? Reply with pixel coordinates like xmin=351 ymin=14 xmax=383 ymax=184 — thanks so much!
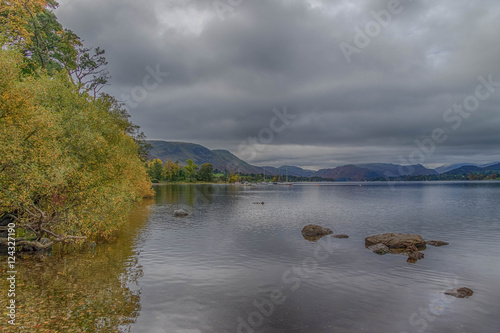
xmin=55 ymin=0 xmax=500 ymax=170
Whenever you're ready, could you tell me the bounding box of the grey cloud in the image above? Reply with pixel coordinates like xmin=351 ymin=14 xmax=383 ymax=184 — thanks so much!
xmin=55 ymin=0 xmax=500 ymax=169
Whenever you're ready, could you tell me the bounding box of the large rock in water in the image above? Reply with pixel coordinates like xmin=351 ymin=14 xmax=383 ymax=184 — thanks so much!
xmin=365 ymin=233 xmax=426 ymax=249
xmin=301 ymin=224 xmax=333 ymax=241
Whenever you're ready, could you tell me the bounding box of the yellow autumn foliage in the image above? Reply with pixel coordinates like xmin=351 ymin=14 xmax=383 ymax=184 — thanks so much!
xmin=0 ymin=50 xmax=154 ymax=242
xmin=0 ymin=0 xmax=49 ymax=47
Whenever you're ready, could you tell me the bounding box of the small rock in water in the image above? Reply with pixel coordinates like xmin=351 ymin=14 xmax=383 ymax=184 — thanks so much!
xmin=406 ymin=245 xmax=424 ymax=263
xmin=368 ymin=243 xmax=390 ymax=255
xmin=173 ymin=209 xmax=189 ymax=217
xmin=301 ymin=224 xmax=333 ymax=241
xmin=426 ymin=240 xmax=449 ymax=247
xmin=445 ymin=287 xmax=474 ymax=298
xmin=332 ymin=234 xmax=349 ymax=239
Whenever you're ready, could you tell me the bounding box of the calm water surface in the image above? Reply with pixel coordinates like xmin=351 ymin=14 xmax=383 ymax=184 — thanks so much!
xmin=5 ymin=182 xmax=500 ymax=332
xmin=129 ymin=182 xmax=500 ymax=333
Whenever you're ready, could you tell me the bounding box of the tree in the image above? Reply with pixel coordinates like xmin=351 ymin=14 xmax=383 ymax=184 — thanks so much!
xmin=1 ymin=1 xmax=110 ymax=97
xmin=146 ymin=159 xmax=163 ymax=182
xmin=99 ymin=94 xmax=150 ymax=161
xmin=184 ymin=159 xmax=198 ymax=182
xmin=228 ymin=171 xmax=239 ymax=183
xmin=162 ymin=159 xmax=181 ymax=182
xmin=197 ymin=164 xmax=214 ymax=182
xmin=0 ymin=0 xmax=50 ymax=48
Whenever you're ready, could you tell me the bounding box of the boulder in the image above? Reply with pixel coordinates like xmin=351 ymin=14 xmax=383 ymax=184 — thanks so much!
xmin=368 ymin=243 xmax=390 ymax=255
xmin=426 ymin=240 xmax=449 ymax=247
xmin=301 ymin=224 xmax=333 ymax=241
xmin=365 ymin=233 xmax=426 ymax=249
xmin=332 ymin=234 xmax=349 ymax=239
xmin=173 ymin=209 xmax=189 ymax=217
xmin=445 ymin=287 xmax=473 ymax=298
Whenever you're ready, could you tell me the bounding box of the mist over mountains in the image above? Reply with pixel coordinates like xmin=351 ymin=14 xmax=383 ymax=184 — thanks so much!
xmin=148 ymin=140 xmax=499 ymax=181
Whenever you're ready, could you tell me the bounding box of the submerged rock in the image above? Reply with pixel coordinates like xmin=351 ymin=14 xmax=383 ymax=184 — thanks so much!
xmin=368 ymin=243 xmax=390 ymax=255
xmin=332 ymin=234 xmax=349 ymax=239
xmin=365 ymin=233 xmax=426 ymax=249
xmin=173 ymin=209 xmax=189 ymax=217
xmin=445 ymin=287 xmax=474 ymax=298
xmin=426 ymin=240 xmax=449 ymax=247
xmin=301 ymin=224 xmax=333 ymax=241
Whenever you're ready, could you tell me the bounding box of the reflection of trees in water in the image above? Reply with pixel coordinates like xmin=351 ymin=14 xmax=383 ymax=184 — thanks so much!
xmin=0 ymin=199 xmax=154 ymax=332
xmin=154 ymin=184 xmax=231 ymax=207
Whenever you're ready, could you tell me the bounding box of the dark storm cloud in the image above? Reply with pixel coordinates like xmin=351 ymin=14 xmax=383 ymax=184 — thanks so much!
xmin=55 ymin=0 xmax=500 ymax=169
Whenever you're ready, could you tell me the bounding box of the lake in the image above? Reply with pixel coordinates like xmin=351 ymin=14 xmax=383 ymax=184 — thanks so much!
xmin=4 ymin=182 xmax=500 ymax=332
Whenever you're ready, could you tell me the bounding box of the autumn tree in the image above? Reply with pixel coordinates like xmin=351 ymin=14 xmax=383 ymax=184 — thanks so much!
xmin=162 ymin=159 xmax=181 ymax=182
xmin=228 ymin=171 xmax=239 ymax=183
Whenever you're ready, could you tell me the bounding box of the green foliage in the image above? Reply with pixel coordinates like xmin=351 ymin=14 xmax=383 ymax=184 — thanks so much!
xmin=184 ymin=159 xmax=198 ymax=182
xmin=197 ymin=163 xmax=214 ymax=182
xmin=146 ymin=159 xmax=163 ymax=182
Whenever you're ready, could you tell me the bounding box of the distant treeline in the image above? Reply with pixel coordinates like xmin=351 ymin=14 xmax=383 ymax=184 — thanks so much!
xmin=145 ymin=158 xmax=332 ymax=183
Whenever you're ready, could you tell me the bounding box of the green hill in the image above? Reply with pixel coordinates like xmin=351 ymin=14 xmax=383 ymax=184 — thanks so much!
xmin=147 ymin=141 xmax=262 ymax=174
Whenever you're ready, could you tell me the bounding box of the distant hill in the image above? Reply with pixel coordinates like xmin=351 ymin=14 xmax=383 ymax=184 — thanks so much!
xmin=148 ymin=141 xmax=262 ymax=174
xmin=436 ymin=163 xmax=477 ymax=174
xmin=355 ymin=163 xmax=437 ymax=176
xmin=315 ymin=165 xmax=379 ymax=181
xmin=442 ymin=165 xmax=482 ymax=175
xmin=147 ymin=141 xmax=313 ymax=176
xmin=435 ymin=161 xmax=500 ymax=174
xmin=262 ymin=165 xmax=315 ymax=178
xmin=313 ymin=163 xmax=437 ymax=181
xmin=443 ymin=163 xmax=500 ymax=176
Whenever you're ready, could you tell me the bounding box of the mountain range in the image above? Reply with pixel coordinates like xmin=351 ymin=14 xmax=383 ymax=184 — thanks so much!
xmin=147 ymin=140 xmax=498 ymax=180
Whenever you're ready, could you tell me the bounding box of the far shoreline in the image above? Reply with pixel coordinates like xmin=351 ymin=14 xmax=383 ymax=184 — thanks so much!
xmin=152 ymin=179 xmax=500 ymax=186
